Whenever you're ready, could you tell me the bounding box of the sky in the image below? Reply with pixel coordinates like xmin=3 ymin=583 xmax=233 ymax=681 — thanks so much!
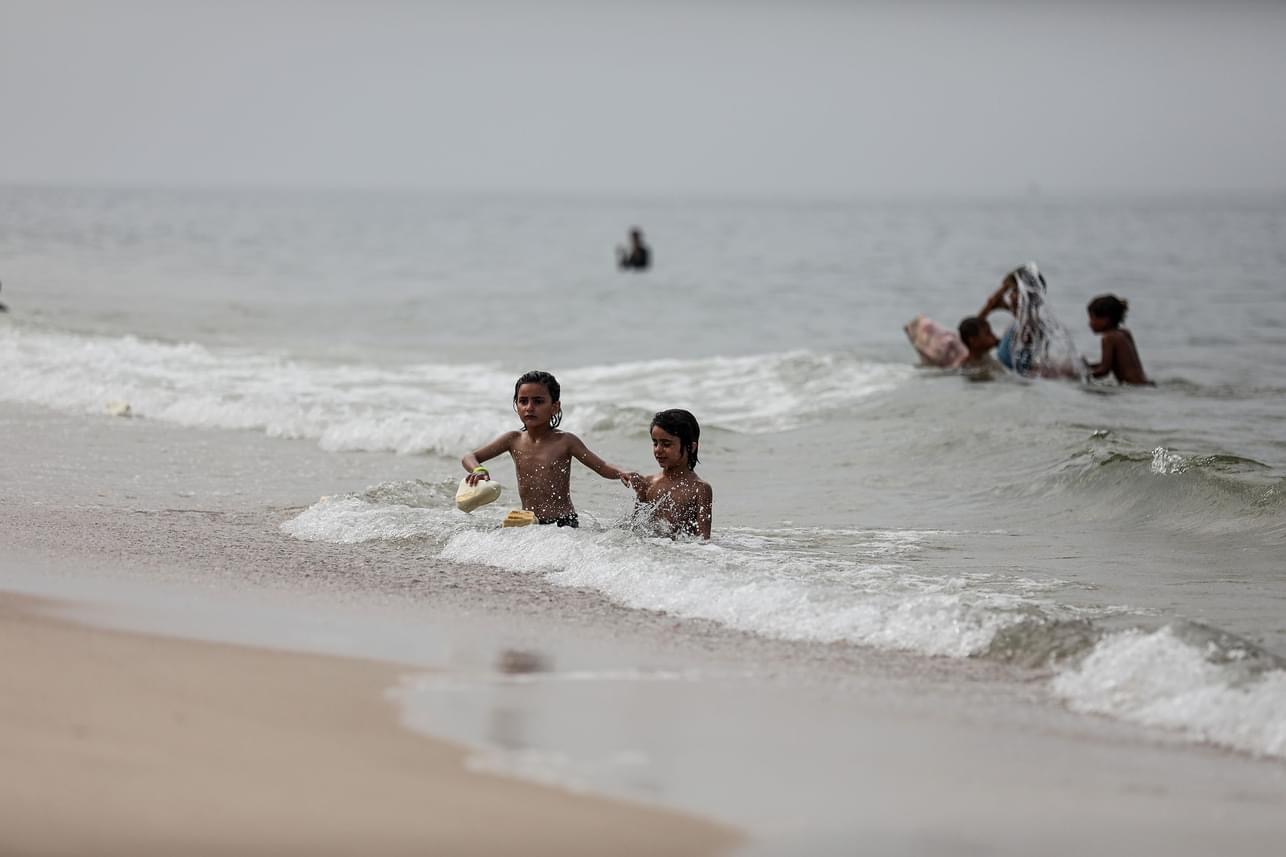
xmin=1 ymin=0 xmax=1284 ymax=196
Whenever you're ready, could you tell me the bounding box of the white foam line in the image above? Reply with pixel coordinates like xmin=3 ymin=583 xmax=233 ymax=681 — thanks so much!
xmin=1052 ymin=627 xmax=1286 ymax=759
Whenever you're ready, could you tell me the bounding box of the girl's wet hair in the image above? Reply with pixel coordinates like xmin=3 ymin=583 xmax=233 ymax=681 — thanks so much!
xmin=513 ymin=370 xmax=562 ymax=429
xmin=651 ymin=409 xmax=700 ymax=468
xmin=1087 ymin=294 xmax=1129 ymax=327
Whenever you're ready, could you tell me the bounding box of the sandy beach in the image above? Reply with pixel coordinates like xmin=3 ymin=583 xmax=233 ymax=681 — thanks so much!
xmin=0 ymin=591 xmax=739 ymax=857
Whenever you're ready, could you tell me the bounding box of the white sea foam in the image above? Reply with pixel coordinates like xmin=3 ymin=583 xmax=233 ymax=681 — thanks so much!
xmin=1052 ymin=627 xmax=1286 ymax=759
xmin=438 ymin=526 xmax=1041 ymax=657
xmin=0 ymin=326 xmax=506 ymax=452
xmin=283 ymin=484 xmax=1046 ymax=657
xmin=1151 ymin=446 xmax=1189 ymax=475
xmin=1 ymin=326 xmax=910 ymax=451
xmin=565 ymin=351 xmax=912 ymax=433
xmin=281 ymin=496 xmax=447 ymax=543
xmin=280 ymin=491 xmax=505 ymax=543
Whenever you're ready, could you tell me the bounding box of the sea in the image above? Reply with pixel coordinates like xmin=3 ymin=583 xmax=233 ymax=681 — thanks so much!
xmin=2 ymin=184 xmax=1284 ymax=771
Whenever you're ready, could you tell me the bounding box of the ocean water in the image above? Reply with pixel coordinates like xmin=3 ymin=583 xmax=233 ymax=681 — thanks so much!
xmin=3 ymin=185 xmax=1285 ymax=761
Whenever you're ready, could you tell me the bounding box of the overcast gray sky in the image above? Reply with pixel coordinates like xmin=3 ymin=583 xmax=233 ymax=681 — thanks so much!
xmin=2 ymin=1 xmax=1284 ymax=196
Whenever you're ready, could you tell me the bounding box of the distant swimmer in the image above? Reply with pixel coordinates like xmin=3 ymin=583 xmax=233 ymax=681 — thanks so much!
xmin=623 ymin=409 xmax=712 ymax=539
xmin=1085 ymin=294 xmax=1150 ymax=385
xmin=0 ymin=279 xmax=7 ymax=312
xmin=616 ymin=227 xmax=651 ymax=271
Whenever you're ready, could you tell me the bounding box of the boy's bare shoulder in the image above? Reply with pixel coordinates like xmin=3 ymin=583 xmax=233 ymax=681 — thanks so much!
xmin=485 ymin=430 xmax=524 ymax=452
xmin=475 ymin=430 xmax=523 ymax=456
xmin=540 ymin=428 xmax=579 ymax=448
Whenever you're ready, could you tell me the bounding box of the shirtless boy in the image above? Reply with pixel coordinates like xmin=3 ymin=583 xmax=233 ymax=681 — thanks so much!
xmin=462 ymin=370 xmax=629 ymax=527
xmin=624 ymin=409 xmax=713 ymax=540
xmin=1085 ymin=294 xmax=1150 ymax=385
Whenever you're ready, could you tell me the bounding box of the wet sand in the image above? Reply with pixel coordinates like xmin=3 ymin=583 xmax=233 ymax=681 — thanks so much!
xmin=0 ymin=592 xmax=739 ymax=857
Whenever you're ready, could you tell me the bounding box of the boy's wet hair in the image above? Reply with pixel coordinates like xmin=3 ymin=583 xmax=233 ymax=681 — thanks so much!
xmin=1087 ymin=294 xmax=1129 ymax=327
xmin=651 ymin=409 xmax=700 ymax=468
xmin=957 ymin=316 xmax=987 ymax=345
xmin=513 ymin=370 xmax=562 ymax=429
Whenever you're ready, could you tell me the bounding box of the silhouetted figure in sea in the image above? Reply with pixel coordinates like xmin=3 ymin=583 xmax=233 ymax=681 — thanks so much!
xmin=616 ymin=228 xmax=651 ymax=271
xmin=0 ymin=279 xmax=8 ymax=313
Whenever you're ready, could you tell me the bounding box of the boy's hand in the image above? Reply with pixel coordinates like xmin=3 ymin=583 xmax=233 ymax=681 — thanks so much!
xmin=620 ymin=472 xmax=646 ymax=493
xmin=466 ymin=469 xmax=491 ymax=486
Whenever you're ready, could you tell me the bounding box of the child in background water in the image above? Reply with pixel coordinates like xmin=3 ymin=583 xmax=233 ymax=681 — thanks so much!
xmin=1085 ymin=294 xmax=1150 ymax=385
xmin=462 ymin=370 xmax=632 ymax=527
xmin=624 ymin=409 xmax=713 ymax=540
xmin=955 ymin=316 xmax=1005 ymax=373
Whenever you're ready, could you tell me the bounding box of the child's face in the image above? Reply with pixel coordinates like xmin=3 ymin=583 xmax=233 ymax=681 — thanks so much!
xmin=1087 ymin=312 xmax=1111 ymax=333
xmin=967 ymin=321 xmax=998 ymax=352
xmin=514 ymin=383 xmax=560 ymax=429
xmin=651 ymin=425 xmax=689 ymax=469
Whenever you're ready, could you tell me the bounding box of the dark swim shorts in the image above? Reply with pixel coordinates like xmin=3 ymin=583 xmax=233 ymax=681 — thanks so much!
xmin=537 ymin=513 xmax=579 ymax=528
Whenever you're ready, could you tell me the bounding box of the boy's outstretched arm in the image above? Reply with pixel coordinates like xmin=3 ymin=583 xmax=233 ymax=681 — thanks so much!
xmin=566 ymin=433 xmax=625 ymax=480
xmin=462 ymin=432 xmax=518 ymax=484
xmin=621 ymin=471 xmax=648 ymax=499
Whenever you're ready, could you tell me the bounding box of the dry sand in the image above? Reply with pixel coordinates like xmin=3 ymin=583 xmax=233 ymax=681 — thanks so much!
xmin=0 ymin=593 xmax=740 ymax=857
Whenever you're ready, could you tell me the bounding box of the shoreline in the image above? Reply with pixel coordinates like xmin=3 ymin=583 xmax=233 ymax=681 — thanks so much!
xmin=0 ymin=591 xmax=741 ymax=857
xmin=5 ymin=400 xmax=1286 ymax=856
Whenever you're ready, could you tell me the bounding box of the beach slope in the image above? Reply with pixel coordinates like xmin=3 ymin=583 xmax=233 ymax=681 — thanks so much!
xmin=0 ymin=594 xmax=739 ymax=857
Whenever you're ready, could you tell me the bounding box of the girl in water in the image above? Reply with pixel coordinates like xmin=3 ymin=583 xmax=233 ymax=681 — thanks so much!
xmin=624 ymin=409 xmax=713 ymax=540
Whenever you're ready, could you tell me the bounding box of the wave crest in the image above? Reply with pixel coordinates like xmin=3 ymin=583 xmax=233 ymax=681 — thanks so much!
xmin=2 ymin=326 xmax=910 ymax=452
xmin=1053 ymin=625 xmax=1286 ymax=759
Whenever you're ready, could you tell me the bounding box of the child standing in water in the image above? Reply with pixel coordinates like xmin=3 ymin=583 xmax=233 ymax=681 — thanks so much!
xmin=462 ymin=370 xmax=631 ymax=527
xmin=1085 ymin=294 xmax=1150 ymax=385
xmin=624 ymin=409 xmax=713 ymax=540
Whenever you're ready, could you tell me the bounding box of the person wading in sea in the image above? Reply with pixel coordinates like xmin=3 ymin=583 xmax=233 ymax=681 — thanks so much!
xmin=616 ymin=228 xmax=651 ymax=271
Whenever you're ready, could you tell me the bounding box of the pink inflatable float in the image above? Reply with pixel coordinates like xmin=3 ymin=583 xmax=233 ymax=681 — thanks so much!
xmin=903 ymin=314 xmax=967 ymax=368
